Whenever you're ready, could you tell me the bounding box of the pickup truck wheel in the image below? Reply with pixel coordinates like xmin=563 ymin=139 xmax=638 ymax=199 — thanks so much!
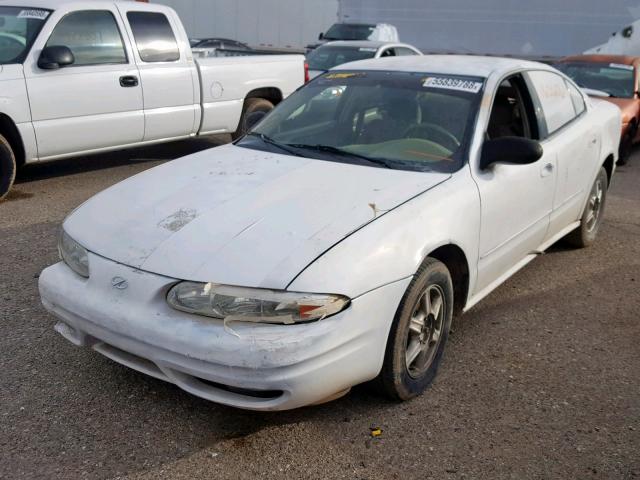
xmin=564 ymin=166 xmax=608 ymax=248
xmin=376 ymin=257 xmax=453 ymax=401
xmin=0 ymin=134 xmax=16 ymax=201
xmin=232 ymin=98 xmax=274 ymax=141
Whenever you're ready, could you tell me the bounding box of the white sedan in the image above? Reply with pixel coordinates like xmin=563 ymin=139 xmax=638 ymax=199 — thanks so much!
xmin=39 ymin=56 xmax=620 ymax=411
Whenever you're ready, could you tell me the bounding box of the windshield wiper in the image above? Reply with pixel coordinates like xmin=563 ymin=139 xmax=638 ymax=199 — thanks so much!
xmin=285 ymin=144 xmax=394 ymax=169
xmin=245 ymin=132 xmax=306 ymax=157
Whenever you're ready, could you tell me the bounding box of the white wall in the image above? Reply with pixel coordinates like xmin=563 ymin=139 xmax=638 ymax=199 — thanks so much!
xmin=153 ymin=0 xmax=338 ymax=48
xmin=338 ymin=0 xmax=640 ymax=57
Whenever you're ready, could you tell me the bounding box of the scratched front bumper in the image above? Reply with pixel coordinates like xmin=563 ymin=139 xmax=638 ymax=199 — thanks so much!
xmin=38 ymin=253 xmax=409 ymax=410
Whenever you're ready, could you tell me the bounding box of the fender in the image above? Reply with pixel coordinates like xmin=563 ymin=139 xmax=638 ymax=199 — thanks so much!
xmin=0 ymin=64 xmax=37 ymax=163
xmin=288 ymin=165 xmax=481 ymax=306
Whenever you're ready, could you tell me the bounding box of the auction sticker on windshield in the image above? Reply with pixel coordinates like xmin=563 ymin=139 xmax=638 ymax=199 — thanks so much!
xmin=18 ymin=9 xmax=49 ymax=20
xmin=423 ymin=77 xmax=483 ymax=93
xmin=609 ymin=63 xmax=634 ymax=71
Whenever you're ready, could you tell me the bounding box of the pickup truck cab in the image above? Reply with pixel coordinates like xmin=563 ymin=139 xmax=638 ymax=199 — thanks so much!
xmin=0 ymin=0 xmax=306 ymax=199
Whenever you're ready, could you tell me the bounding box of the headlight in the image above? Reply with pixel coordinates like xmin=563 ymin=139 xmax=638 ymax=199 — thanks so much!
xmin=58 ymin=230 xmax=89 ymax=278
xmin=167 ymin=282 xmax=350 ymax=325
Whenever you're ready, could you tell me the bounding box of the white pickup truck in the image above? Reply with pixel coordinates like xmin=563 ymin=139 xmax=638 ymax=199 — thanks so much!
xmin=0 ymin=0 xmax=306 ymax=199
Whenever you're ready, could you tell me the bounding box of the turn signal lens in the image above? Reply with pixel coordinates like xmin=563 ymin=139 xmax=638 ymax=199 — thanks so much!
xmin=58 ymin=230 xmax=89 ymax=278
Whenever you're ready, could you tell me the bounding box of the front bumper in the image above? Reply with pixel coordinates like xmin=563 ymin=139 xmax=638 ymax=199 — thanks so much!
xmin=39 ymin=254 xmax=410 ymax=411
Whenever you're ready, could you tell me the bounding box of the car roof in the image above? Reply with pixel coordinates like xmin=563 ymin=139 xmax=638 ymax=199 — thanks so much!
xmin=321 ymin=40 xmax=414 ymax=49
xmin=333 ymin=54 xmax=551 ymax=78
xmin=0 ymin=0 xmax=170 ymax=11
xmin=559 ymin=54 xmax=640 ymax=67
xmin=333 ymin=22 xmax=376 ymax=27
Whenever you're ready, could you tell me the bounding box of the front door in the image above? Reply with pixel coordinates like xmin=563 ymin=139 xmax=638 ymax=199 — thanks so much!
xmin=472 ymin=73 xmax=557 ymax=293
xmin=25 ymin=8 xmax=143 ymax=159
xmin=117 ymin=7 xmax=198 ymax=141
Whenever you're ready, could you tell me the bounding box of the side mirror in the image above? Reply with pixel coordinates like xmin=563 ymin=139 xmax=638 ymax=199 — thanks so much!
xmin=318 ymin=32 xmax=324 ymax=40
xmin=480 ymin=137 xmax=543 ymax=170
xmin=38 ymin=46 xmax=75 ymax=70
xmin=245 ymin=111 xmax=268 ymax=131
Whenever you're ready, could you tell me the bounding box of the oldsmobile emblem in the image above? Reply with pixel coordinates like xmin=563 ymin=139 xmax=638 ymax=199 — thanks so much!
xmin=111 ymin=276 xmax=129 ymax=290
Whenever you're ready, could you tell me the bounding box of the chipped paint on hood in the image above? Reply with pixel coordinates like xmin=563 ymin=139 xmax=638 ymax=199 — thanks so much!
xmin=64 ymin=144 xmax=450 ymax=289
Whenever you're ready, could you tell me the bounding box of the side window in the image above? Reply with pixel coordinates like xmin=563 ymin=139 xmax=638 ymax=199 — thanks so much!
xmin=566 ymin=80 xmax=586 ymax=116
xmin=487 ymin=74 xmax=539 ymax=140
xmin=395 ymin=47 xmax=419 ymax=56
xmin=127 ymin=12 xmax=180 ymax=62
xmin=380 ymin=48 xmax=396 ymax=57
xmin=46 ymin=10 xmax=126 ymax=66
xmin=528 ymin=70 xmax=577 ymax=135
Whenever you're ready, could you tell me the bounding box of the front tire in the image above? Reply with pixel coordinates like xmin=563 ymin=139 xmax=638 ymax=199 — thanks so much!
xmin=231 ymin=98 xmax=274 ymax=141
xmin=377 ymin=257 xmax=454 ymax=401
xmin=564 ymin=166 xmax=608 ymax=248
xmin=0 ymin=134 xmax=16 ymax=201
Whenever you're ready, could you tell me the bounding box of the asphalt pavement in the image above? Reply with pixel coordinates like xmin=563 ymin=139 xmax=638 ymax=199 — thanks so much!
xmin=1 ymin=136 xmax=638 ymax=479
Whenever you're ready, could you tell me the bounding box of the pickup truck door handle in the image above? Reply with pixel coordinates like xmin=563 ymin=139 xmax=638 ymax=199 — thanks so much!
xmin=119 ymin=75 xmax=139 ymax=88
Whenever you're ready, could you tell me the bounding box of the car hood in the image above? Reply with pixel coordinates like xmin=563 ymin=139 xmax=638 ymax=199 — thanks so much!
xmin=64 ymin=144 xmax=450 ymax=289
xmin=602 ymin=97 xmax=640 ymax=123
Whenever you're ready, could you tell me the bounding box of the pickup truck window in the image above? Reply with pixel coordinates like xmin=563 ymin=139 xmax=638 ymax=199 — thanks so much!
xmin=0 ymin=7 xmax=50 ymax=64
xmin=127 ymin=12 xmax=180 ymax=63
xmin=46 ymin=11 xmax=126 ymax=66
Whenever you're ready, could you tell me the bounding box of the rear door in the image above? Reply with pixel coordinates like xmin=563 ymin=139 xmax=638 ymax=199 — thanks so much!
xmin=526 ymin=70 xmax=600 ymax=238
xmin=25 ymin=7 xmax=143 ymax=158
xmin=118 ymin=6 xmax=198 ymax=141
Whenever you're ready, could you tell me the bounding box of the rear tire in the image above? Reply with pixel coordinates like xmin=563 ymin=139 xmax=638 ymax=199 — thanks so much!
xmin=0 ymin=134 xmax=16 ymax=201
xmin=231 ymin=98 xmax=274 ymax=141
xmin=564 ymin=166 xmax=608 ymax=248
xmin=376 ymin=257 xmax=454 ymax=401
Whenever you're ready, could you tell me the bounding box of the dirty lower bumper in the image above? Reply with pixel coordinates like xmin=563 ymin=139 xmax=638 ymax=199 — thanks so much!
xmin=38 ymin=255 xmax=410 ymax=411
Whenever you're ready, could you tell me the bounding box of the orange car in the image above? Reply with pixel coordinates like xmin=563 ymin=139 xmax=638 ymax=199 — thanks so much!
xmin=556 ymin=55 xmax=640 ymax=164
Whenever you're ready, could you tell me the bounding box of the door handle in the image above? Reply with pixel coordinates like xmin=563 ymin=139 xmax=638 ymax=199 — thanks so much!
xmin=540 ymin=162 xmax=554 ymax=177
xmin=119 ymin=75 xmax=139 ymax=87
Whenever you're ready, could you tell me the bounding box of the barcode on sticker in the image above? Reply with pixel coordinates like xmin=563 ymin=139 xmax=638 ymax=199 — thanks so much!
xmin=18 ymin=9 xmax=49 ymax=20
xmin=423 ymin=77 xmax=483 ymax=93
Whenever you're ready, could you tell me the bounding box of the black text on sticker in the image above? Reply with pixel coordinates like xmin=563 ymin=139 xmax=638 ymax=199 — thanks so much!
xmin=423 ymin=77 xmax=483 ymax=93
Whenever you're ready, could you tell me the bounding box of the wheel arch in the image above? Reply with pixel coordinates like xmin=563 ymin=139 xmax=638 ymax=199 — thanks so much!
xmin=603 ymin=153 xmax=615 ymax=186
xmin=244 ymin=87 xmax=284 ymax=106
xmin=0 ymin=113 xmax=25 ymax=167
xmin=423 ymin=243 xmax=471 ymax=317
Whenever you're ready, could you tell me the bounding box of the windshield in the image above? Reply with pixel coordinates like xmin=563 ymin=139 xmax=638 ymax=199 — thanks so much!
xmin=237 ymin=71 xmax=485 ymax=173
xmin=324 ymin=24 xmax=375 ymax=41
xmin=0 ymin=7 xmax=50 ymax=64
xmin=307 ymin=46 xmax=378 ymax=71
xmin=556 ymin=62 xmax=636 ymax=98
